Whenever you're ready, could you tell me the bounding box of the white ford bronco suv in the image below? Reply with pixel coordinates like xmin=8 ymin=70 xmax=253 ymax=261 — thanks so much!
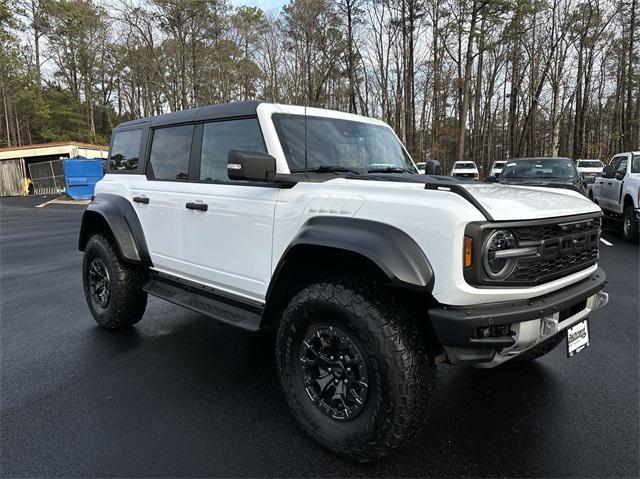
xmin=79 ymin=101 xmax=608 ymax=462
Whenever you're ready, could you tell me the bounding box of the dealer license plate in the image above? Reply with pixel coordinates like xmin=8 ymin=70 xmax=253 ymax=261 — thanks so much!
xmin=567 ymin=319 xmax=590 ymax=358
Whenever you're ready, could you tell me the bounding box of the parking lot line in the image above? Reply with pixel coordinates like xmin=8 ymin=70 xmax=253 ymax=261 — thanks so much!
xmin=35 ymin=198 xmax=59 ymax=208
xmin=600 ymin=237 xmax=613 ymax=246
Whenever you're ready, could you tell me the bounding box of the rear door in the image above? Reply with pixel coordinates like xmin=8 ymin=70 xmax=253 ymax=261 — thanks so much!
xmin=132 ymin=124 xmax=196 ymax=274
xmin=180 ymin=117 xmax=279 ymax=302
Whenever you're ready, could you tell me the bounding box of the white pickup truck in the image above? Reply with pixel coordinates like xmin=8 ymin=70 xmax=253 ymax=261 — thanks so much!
xmin=591 ymin=151 xmax=640 ymax=241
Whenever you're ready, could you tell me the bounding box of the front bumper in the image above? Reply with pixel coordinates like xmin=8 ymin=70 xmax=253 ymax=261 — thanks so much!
xmin=429 ymin=268 xmax=608 ymax=367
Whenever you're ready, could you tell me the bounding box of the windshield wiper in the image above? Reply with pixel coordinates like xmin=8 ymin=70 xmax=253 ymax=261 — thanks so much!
xmin=367 ymin=166 xmax=415 ymax=174
xmin=291 ymin=166 xmax=361 ymax=175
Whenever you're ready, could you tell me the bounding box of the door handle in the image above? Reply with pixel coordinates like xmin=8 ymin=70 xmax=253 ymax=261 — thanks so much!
xmin=186 ymin=202 xmax=208 ymax=212
xmin=133 ymin=196 xmax=149 ymax=204
xmin=607 ymin=182 xmax=612 ymax=186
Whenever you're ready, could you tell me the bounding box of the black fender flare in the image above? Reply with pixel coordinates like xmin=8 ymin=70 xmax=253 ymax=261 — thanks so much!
xmin=270 ymin=216 xmax=434 ymax=293
xmin=78 ymin=193 xmax=152 ymax=266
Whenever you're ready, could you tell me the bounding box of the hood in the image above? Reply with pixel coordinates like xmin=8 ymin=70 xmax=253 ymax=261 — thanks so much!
xmin=459 ymin=183 xmax=600 ymax=221
xmin=340 ymin=173 xmax=601 ymax=221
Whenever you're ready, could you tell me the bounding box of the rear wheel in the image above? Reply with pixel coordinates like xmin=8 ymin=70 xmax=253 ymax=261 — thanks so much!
xmin=82 ymin=234 xmax=147 ymax=329
xmin=276 ymin=278 xmax=432 ymax=462
xmin=622 ymin=206 xmax=639 ymax=242
xmin=516 ymin=333 xmax=565 ymax=361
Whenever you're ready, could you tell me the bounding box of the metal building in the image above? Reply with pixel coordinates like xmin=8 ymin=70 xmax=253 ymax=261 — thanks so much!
xmin=0 ymin=142 xmax=108 ymax=196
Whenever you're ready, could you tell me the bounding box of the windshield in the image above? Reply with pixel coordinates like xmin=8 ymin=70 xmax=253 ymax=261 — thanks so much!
xmin=493 ymin=161 xmax=506 ymax=168
xmin=578 ymin=160 xmax=604 ymax=168
xmin=453 ymin=162 xmax=476 ymax=169
xmin=272 ymin=114 xmax=416 ymax=173
xmin=501 ymin=158 xmax=577 ymax=179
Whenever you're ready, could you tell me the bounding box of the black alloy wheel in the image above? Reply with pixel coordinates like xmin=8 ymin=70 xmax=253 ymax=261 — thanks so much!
xmin=89 ymin=257 xmax=110 ymax=309
xmin=299 ymin=325 xmax=369 ymax=421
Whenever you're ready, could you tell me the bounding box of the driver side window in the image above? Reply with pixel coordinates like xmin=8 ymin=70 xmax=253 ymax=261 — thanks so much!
xmin=615 ymin=157 xmax=628 ymax=177
xmin=200 ymin=118 xmax=266 ymax=182
xmin=607 ymin=157 xmax=621 ymax=177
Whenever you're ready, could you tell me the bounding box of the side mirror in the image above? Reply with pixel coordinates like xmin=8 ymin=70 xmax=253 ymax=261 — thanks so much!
xmin=486 ymin=175 xmax=498 ymax=183
xmin=602 ymin=165 xmax=614 ymax=178
xmin=424 ymin=160 xmax=442 ymax=175
xmin=228 ymin=150 xmax=276 ymax=182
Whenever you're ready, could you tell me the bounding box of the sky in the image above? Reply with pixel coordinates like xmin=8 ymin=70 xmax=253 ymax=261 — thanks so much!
xmin=229 ymin=0 xmax=287 ymax=14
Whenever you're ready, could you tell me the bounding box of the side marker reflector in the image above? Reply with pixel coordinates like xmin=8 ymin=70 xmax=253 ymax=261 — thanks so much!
xmin=464 ymin=237 xmax=473 ymax=268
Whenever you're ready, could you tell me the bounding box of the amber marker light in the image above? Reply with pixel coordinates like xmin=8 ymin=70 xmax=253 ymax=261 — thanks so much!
xmin=464 ymin=237 xmax=473 ymax=268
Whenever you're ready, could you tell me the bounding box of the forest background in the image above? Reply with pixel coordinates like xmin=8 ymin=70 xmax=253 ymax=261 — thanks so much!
xmin=1 ymin=0 xmax=638 ymax=172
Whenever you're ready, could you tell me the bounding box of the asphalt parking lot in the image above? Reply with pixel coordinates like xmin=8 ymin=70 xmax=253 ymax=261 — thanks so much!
xmin=1 ymin=196 xmax=638 ymax=478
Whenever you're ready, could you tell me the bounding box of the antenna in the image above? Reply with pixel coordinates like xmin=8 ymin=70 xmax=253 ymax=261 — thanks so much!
xmin=304 ymin=66 xmax=309 ymax=179
xmin=304 ymin=103 xmax=308 ymax=178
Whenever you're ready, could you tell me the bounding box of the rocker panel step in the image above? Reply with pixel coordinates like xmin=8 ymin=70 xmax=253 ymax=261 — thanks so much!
xmin=143 ymin=273 xmax=263 ymax=331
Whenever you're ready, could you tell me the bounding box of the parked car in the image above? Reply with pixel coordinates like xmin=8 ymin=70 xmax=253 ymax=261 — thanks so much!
xmin=576 ymin=159 xmax=605 ymax=184
xmin=450 ymin=161 xmax=479 ymax=179
xmin=79 ymin=101 xmax=608 ymax=462
xmin=415 ymin=161 xmax=426 ymax=174
xmin=591 ymin=151 xmax=640 ymax=241
xmin=490 ymin=160 xmax=507 ymax=177
xmin=498 ymin=157 xmax=586 ymax=194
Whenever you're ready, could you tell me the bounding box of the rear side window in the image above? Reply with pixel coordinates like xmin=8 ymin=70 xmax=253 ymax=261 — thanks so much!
xmin=632 ymin=155 xmax=640 ymax=173
xmin=148 ymin=125 xmax=194 ymax=180
xmin=200 ymin=118 xmax=265 ymax=181
xmin=109 ymin=129 xmax=141 ymax=172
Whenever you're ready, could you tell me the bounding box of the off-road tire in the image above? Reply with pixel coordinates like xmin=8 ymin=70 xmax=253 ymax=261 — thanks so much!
xmin=622 ymin=206 xmax=639 ymax=242
xmin=516 ymin=333 xmax=565 ymax=361
xmin=82 ymin=234 xmax=147 ymax=329
xmin=276 ymin=278 xmax=432 ymax=462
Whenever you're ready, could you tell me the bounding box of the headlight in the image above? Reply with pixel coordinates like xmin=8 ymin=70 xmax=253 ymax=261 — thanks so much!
xmin=483 ymin=229 xmax=518 ymax=279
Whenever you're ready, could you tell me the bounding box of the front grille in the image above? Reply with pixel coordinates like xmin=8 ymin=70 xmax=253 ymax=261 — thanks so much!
xmin=513 ymin=217 xmax=601 ymax=242
xmin=454 ymin=173 xmax=476 ymax=178
xmin=509 ymin=217 xmax=600 ymax=284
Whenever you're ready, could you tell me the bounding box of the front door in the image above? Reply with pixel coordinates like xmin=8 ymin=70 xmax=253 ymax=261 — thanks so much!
xmin=609 ymin=154 xmax=629 ymax=213
xmin=180 ymin=117 xmax=278 ymax=302
xmin=601 ymin=156 xmax=622 ymax=210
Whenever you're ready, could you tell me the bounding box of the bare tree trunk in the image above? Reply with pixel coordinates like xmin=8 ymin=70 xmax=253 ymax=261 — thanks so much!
xmin=456 ymin=0 xmax=479 ymax=162
xmin=1 ymin=75 xmax=11 ymax=147
xmin=624 ymin=0 xmax=637 ymax=150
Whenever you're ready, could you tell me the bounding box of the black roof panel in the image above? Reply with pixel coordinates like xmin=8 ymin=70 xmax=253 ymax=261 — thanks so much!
xmin=115 ymin=101 xmax=263 ymax=129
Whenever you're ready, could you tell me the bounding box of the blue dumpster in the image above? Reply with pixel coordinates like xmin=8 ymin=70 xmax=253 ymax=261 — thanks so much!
xmin=63 ymin=157 xmax=104 ymax=200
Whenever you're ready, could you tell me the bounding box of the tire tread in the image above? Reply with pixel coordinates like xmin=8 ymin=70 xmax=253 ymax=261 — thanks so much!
xmin=83 ymin=234 xmax=147 ymax=329
xmin=276 ymin=277 xmax=432 ymax=462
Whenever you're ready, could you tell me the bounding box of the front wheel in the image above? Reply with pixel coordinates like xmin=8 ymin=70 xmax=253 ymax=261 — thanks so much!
xmin=276 ymin=278 xmax=432 ymax=462
xmin=622 ymin=206 xmax=639 ymax=242
xmin=82 ymin=234 xmax=148 ymax=329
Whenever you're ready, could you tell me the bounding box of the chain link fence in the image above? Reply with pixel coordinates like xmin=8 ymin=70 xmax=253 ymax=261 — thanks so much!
xmin=28 ymin=159 xmax=65 ymax=195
